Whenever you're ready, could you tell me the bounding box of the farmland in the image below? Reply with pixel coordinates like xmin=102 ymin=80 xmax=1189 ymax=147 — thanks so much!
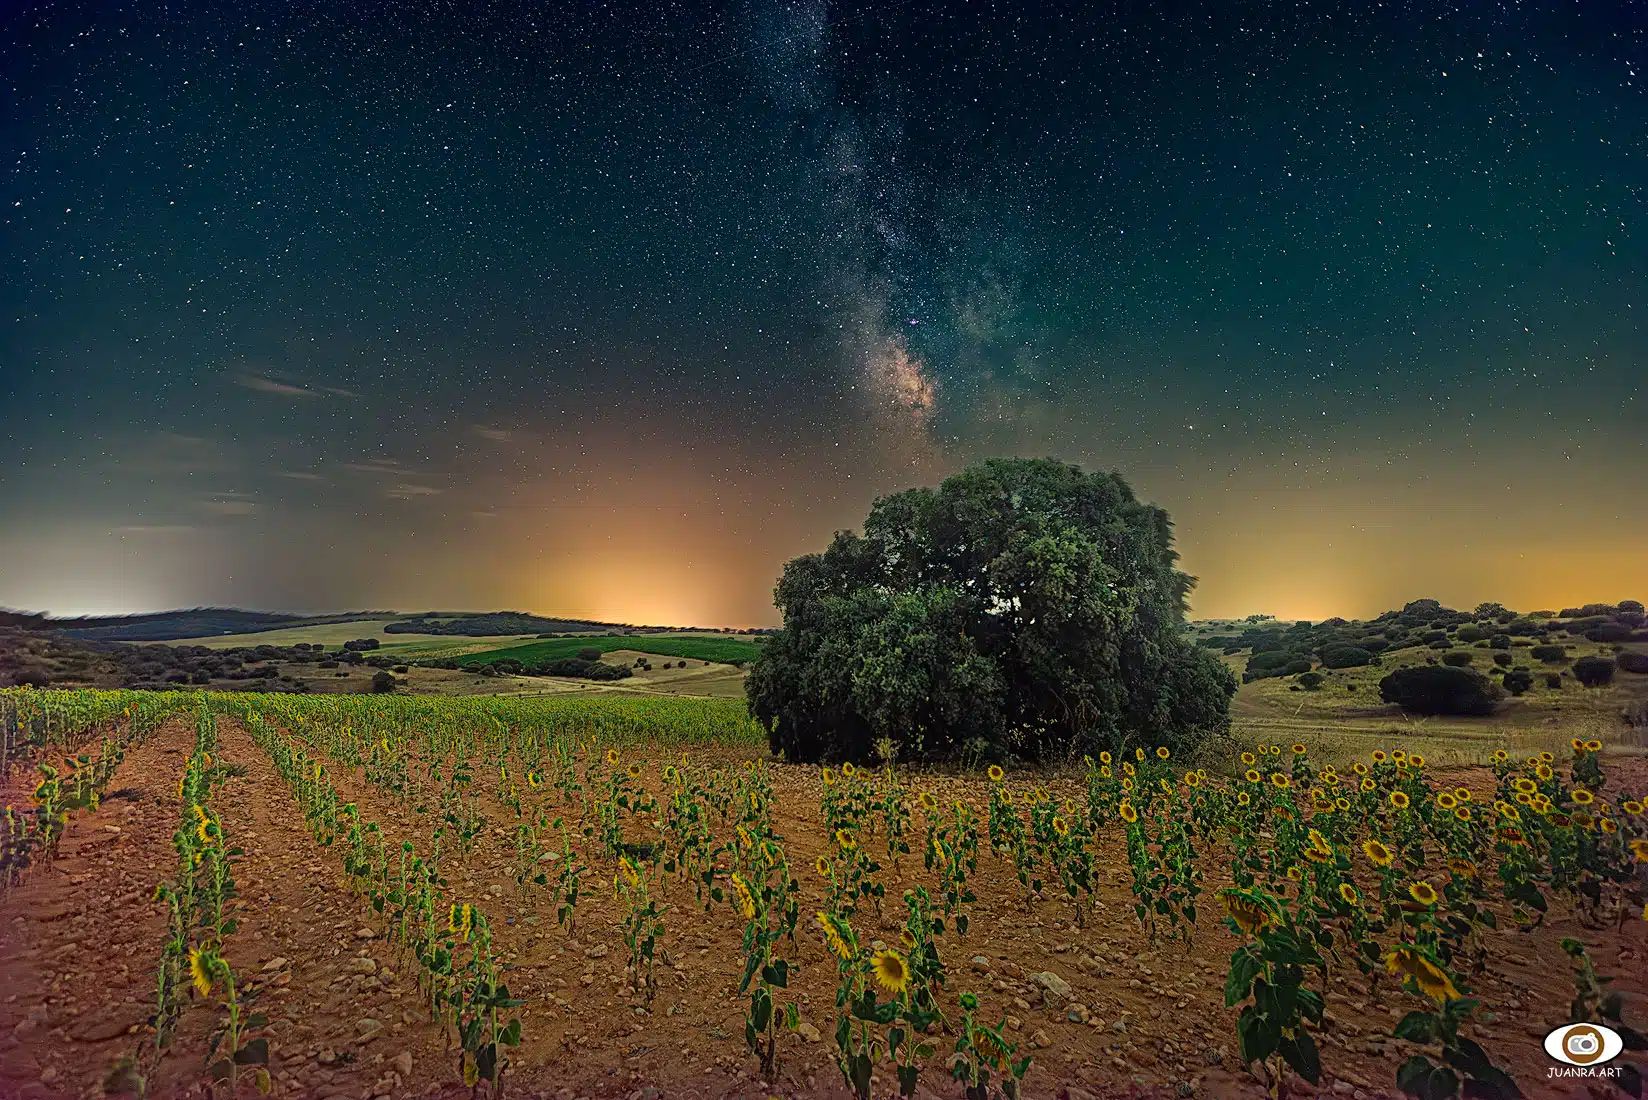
xmin=448 ymin=635 xmax=765 ymax=669
xmin=2 ymin=688 xmax=1646 ymax=1100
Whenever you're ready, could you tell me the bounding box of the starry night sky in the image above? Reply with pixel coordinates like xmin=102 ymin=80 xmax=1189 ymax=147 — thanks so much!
xmin=2 ymin=1 xmax=1643 ymax=625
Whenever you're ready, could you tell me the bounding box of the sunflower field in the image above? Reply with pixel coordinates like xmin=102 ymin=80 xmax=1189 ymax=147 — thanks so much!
xmin=1 ymin=687 xmax=1645 ymax=1100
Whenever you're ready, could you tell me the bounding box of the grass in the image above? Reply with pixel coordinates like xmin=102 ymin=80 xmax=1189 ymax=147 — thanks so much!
xmin=451 ymin=634 xmax=764 ymax=667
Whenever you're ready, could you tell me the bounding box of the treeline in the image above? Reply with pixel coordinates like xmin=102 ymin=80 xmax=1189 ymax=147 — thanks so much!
xmin=419 ymin=654 xmax=634 ymax=681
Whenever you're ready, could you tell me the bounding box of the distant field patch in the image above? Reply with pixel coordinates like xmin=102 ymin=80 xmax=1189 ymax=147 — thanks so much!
xmin=455 ymin=634 xmax=763 ymax=667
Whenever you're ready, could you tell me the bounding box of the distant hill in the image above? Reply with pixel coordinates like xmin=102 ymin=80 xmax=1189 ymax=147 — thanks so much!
xmin=40 ymin=609 xmax=394 ymax=642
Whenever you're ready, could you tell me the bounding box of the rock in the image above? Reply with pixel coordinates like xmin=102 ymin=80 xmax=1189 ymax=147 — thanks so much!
xmin=1112 ymin=1015 xmax=1131 ymax=1034
xmin=1067 ymin=1003 xmax=1090 ymax=1024
xmin=350 ymin=957 xmax=377 ymax=975
xmin=796 ymin=1021 xmax=821 ymax=1043
xmin=584 ymin=944 xmax=609 ymax=959
xmin=355 ymin=927 xmax=377 ymax=940
xmin=261 ymin=957 xmax=289 ymax=973
xmin=392 ymin=1052 xmax=413 ymax=1078
xmin=317 ymin=1050 xmax=338 ymax=1066
xmin=1060 ymin=1089 xmax=1098 ymax=1100
xmin=71 ymin=1007 xmax=139 ymax=1042
xmin=356 ymin=1018 xmax=383 ymax=1042
xmin=1031 ymin=971 xmax=1073 ymax=1004
xmin=971 ymin=956 xmax=992 ymax=973
xmin=1006 ymin=1016 xmax=1022 ymax=1031
xmin=12 ymin=1007 xmax=48 ymax=1039
xmin=1029 ymin=1028 xmax=1051 ymax=1049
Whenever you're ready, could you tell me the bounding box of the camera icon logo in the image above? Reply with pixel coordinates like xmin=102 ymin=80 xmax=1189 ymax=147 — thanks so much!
xmin=1544 ymin=1023 xmax=1622 ymax=1066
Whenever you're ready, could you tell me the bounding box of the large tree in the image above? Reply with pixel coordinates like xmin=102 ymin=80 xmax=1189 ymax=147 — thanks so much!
xmin=746 ymin=458 xmax=1236 ymax=764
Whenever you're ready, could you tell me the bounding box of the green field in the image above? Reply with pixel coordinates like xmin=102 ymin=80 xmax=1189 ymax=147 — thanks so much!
xmin=452 ymin=634 xmax=764 ymax=667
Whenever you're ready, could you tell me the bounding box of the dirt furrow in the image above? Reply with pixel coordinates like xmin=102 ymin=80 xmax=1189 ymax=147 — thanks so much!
xmin=0 ymin=716 xmax=194 ymax=1100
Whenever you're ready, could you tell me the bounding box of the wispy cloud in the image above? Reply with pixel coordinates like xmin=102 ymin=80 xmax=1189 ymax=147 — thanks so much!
xmin=201 ymin=492 xmax=258 ymax=517
xmin=321 ymin=385 xmax=362 ymax=398
xmin=113 ymin=524 xmax=198 ymax=535
xmin=474 ymin=425 xmax=514 ymax=443
xmin=277 ymin=471 xmax=326 ymax=482
xmin=237 ymin=373 xmax=317 ymax=398
xmin=343 ymin=460 xmax=404 ymax=476
xmin=386 ymin=484 xmax=443 ymax=500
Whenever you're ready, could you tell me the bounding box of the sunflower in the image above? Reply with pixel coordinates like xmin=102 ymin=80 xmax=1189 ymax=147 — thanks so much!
xmin=1384 ymin=945 xmax=1460 ymax=1004
xmin=1245 ymin=769 xmax=1262 ymax=784
xmin=899 ymin=929 xmax=917 ymax=951
xmin=1291 ymin=743 xmax=1307 ymax=756
xmin=1237 ymin=791 xmax=1252 ymax=807
xmin=1286 ymin=866 xmax=1303 ymax=882
xmin=1271 ymin=773 xmax=1292 ymax=789
xmin=1241 ymin=752 xmax=1256 ymax=766
xmin=930 ymin=837 xmax=948 ymax=867
xmin=1494 ymin=801 xmax=1520 ymax=822
xmin=835 ymin=829 xmax=857 ymax=851
xmin=1338 ymin=882 xmax=1359 ymax=905
xmin=1408 ymin=881 xmax=1438 ymax=906
xmin=1371 ymin=751 xmax=1387 ymax=763
xmin=1629 ymin=838 xmax=1648 ymax=864
xmin=1135 ymin=747 xmax=1146 ymax=762
xmin=1335 ymin=797 xmax=1351 ymax=811
xmin=818 ymin=912 xmax=852 ymax=960
xmin=1584 ymin=739 xmax=1602 ymax=753
xmin=1156 ymin=746 xmax=1170 ymax=760
xmin=730 ymin=873 xmax=757 ymax=919
xmin=526 ymin=770 xmax=543 ymax=790
xmin=1492 ymin=749 xmax=1508 ymax=762
xmin=1122 ymin=762 xmax=1136 ymax=777
xmin=1304 ymin=845 xmax=1331 ymax=864
xmin=1454 ymin=806 xmax=1471 ymax=822
xmin=189 ymin=946 xmax=215 ymax=997
xmin=1437 ymin=793 xmax=1457 ymax=810
xmin=1159 ymin=778 xmax=1174 ymax=795
xmin=1052 ymin=816 xmax=1070 ymax=837
xmin=872 ymin=950 xmax=911 ymax=995
xmin=1099 ymin=751 xmax=1112 ymax=765
xmin=1497 ymin=826 xmax=1526 ymax=846
xmin=1392 ymin=750 xmax=1408 ymax=763
xmin=662 ymin=764 xmax=679 ymax=784
xmin=1034 ymin=787 xmax=1049 ymax=804
xmin=842 ymin=762 xmax=856 ymax=778
xmin=605 ymin=748 xmax=620 ymax=766
xmin=619 ymin=856 xmax=642 ymax=889
xmin=1118 ymin=802 xmax=1138 ymax=824
xmin=1185 ymin=771 xmax=1201 ymax=789
xmin=1353 ymin=762 xmax=1369 ymax=776
xmin=919 ymin=791 xmax=938 ymax=811
xmin=1540 ymin=751 xmax=1554 ymax=763
xmin=1389 ymin=791 xmax=1410 ymax=809
xmin=815 ymin=855 xmax=831 ymax=876
xmin=1622 ymin=800 xmax=1643 ymax=816
xmin=1099 ymin=766 xmax=1112 ymax=779
xmin=988 ymin=765 xmax=1004 ymax=782
xmin=1362 ymin=838 xmax=1395 ymax=868
xmin=1412 ymin=754 xmax=1428 ymax=768
xmin=1221 ymin=889 xmax=1276 ymax=935
xmin=821 ymin=767 xmax=836 ymax=786
xmin=1571 ymin=737 xmax=1586 ymax=753
xmin=1573 ymin=812 xmax=1594 ymax=830
xmin=1361 ymin=778 xmax=1376 ymax=792
xmin=1270 ymin=804 xmax=1295 ymax=822
xmin=1572 ymin=788 xmax=1594 ymax=805
xmin=626 ymin=762 xmax=643 ymax=780
xmin=1447 ymin=858 xmax=1477 ymax=879
xmin=1121 ymin=777 xmax=1135 ymax=792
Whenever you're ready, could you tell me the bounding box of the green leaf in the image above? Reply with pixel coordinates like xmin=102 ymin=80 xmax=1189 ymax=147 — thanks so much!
xmin=762 ymin=959 xmax=790 ymax=989
xmin=1226 ymin=949 xmax=1263 ymax=1007
xmin=232 ymin=1038 xmax=270 ymax=1066
xmin=1395 ymin=1011 xmax=1438 ymax=1044
xmin=1236 ymin=1005 xmax=1277 ymax=1065
xmin=1397 ymin=1055 xmax=1459 ymax=1100
xmin=1278 ymin=1029 xmax=1320 ymax=1085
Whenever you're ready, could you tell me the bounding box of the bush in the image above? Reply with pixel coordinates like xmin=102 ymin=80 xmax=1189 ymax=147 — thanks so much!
xmin=1441 ymin=651 xmax=1472 ymax=667
xmin=1489 ymin=634 xmax=1512 ymax=649
xmin=1529 ymin=644 xmax=1568 ymax=663
xmin=1422 ymin=630 xmax=1449 ymax=645
xmin=1614 ymin=652 xmax=1648 ymax=675
xmin=392 ymin=664 xmax=409 ymax=674
xmin=1428 ymin=639 xmax=1452 ymax=650
xmin=370 ymin=670 xmax=396 ymax=693
xmin=1572 ymin=656 xmax=1615 ymax=687
xmin=1455 ymin=625 xmax=1485 ymax=642
xmin=1297 ymin=671 xmax=1324 ymax=690
xmin=318 ymin=659 xmax=339 ymax=669
xmin=577 ymin=646 xmax=603 ymax=662
xmin=1585 ymin=624 xmax=1633 ymax=644
xmin=1491 ymin=652 xmax=1512 ymax=668
xmin=1378 ymin=665 xmax=1504 ymax=716
xmin=1319 ymin=646 xmax=1372 ymax=669
xmin=1502 ymin=669 xmax=1533 ymax=695
xmin=1545 ymin=673 xmax=1562 ymax=689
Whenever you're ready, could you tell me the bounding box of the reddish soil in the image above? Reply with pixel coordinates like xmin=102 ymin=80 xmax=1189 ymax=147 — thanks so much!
xmin=2 ymin=721 xmax=1645 ymax=1100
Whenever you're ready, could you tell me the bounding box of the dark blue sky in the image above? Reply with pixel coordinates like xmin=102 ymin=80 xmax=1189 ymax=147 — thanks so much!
xmin=2 ymin=1 xmax=1642 ymax=623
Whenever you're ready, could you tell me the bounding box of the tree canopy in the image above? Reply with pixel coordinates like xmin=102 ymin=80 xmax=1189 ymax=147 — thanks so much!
xmin=746 ymin=458 xmax=1236 ymax=764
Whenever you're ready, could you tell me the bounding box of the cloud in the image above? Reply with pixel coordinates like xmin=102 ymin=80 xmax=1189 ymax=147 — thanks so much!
xmin=321 ymin=385 xmax=362 ymax=398
xmin=474 ymin=425 xmax=514 ymax=443
xmin=237 ymin=373 xmax=317 ymax=398
xmin=277 ymin=471 xmax=326 ymax=482
xmin=112 ymin=524 xmax=198 ymax=535
xmin=386 ymin=484 xmax=442 ymax=500
xmin=201 ymin=492 xmax=258 ymax=517
xmin=343 ymin=460 xmax=404 ymax=476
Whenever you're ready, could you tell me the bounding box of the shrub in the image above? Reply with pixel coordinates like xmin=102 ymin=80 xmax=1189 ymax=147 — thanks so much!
xmin=1489 ymin=634 xmax=1512 ymax=649
xmin=1428 ymin=639 xmax=1452 ymax=650
xmin=1621 ymin=599 xmax=1646 ymax=615
xmin=1572 ymin=657 xmax=1616 ymax=687
xmin=577 ymin=646 xmax=603 ymax=662
xmin=1455 ymin=624 xmax=1485 ymax=642
xmin=318 ymin=659 xmax=339 ymax=669
xmin=1529 ymin=644 xmax=1568 ymax=663
xmin=1297 ymin=671 xmax=1324 ymax=690
xmin=1615 ymin=652 xmax=1648 ymax=675
xmin=371 ymin=670 xmax=396 ymax=693
xmin=1378 ymin=665 xmax=1503 ymax=716
xmin=392 ymin=664 xmax=409 ymax=674
xmin=1502 ymin=669 xmax=1533 ymax=695
xmin=1585 ymin=624 xmax=1633 ymax=643
xmin=1441 ymin=651 xmax=1472 ymax=667
xmin=1545 ymin=673 xmax=1562 ymax=689
xmin=1320 ymin=645 xmax=1372 ymax=669
xmin=1422 ymin=630 xmax=1449 ymax=645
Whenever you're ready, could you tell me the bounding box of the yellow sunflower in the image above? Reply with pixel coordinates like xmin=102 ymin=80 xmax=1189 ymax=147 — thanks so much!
xmin=835 ymin=829 xmax=857 ymax=851
xmin=1454 ymin=806 xmax=1471 ymax=822
xmin=1237 ymin=791 xmax=1252 ymax=806
xmin=1410 ymin=754 xmax=1426 ymax=768
xmin=729 ymin=873 xmax=757 ymax=919
xmin=1353 ymin=762 xmax=1369 ymax=776
xmin=842 ymin=762 xmax=856 ymax=778
xmin=1241 ymin=752 xmax=1256 ymax=766
xmin=822 ymin=767 xmax=836 ymax=786
xmin=1185 ymin=771 xmax=1201 ymax=789
xmin=1584 ymin=739 xmax=1602 ymax=753
xmin=1118 ymin=802 xmax=1138 ymax=824
xmin=1572 ymin=789 xmax=1594 ymax=805
xmin=1271 ymin=773 xmax=1292 ymax=789
xmin=1362 ymin=838 xmax=1395 ymax=868
xmin=1384 ymin=945 xmax=1460 ymax=1004
xmin=1622 ymin=800 xmax=1643 ymax=816
xmin=1245 ymin=769 xmax=1262 ymax=784
xmin=1052 ymin=816 xmax=1070 ymax=837
xmin=1099 ymin=751 xmax=1112 ymax=764
xmin=1629 ymin=838 xmax=1648 ymax=864
xmin=1371 ymin=751 xmax=1387 ymax=763
xmin=871 ymin=950 xmax=911 ymax=995
xmin=605 ymin=748 xmax=620 ymax=766
xmin=1361 ymin=778 xmax=1376 ymax=792
xmin=1453 ymin=787 xmax=1471 ymax=803
xmin=1291 ymin=743 xmax=1307 ymax=755
xmin=919 ymin=791 xmax=938 ymax=811
xmin=1156 ymin=746 xmax=1170 ymax=759
xmin=1408 ymin=881 xmax=1438 ymax=906
xmin=815 ymin=855 xmax=830 ymax=876
xmin=818 ymin=912 xmax=851 ymax=960
xmin=1571 ymin=737 xmax=1586 ymax=753
xmin=988 ymin=765 xmax=1004 ymax=782
xmin=626 ymin=762 xmax=642 ymax=780
xmin=1221 ymin=889 xmax=1276 ymax=935
xmin=1437 ymin=793 xmax=1457 ymax=810
xmin=1335 ymin=797 xmax=1350 ymax=811
xmin=1492 ymin=749 xmax=1508 ymax=762
xmin=1338 ymin=882 xmax=1359 ymax=905
xmin=188 ymin=946 xmax=215 ymax=997
xmin=1389 ymin=791 xmax=1410 ymax=809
